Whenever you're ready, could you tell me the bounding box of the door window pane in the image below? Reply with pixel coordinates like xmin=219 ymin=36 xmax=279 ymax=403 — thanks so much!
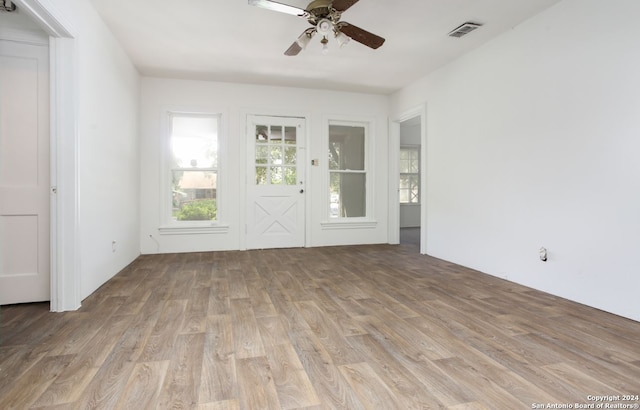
xmin=284 ymin=147 xmax=296 ymax=165
xmin=256 ymin=166 xmax=267 ymax=184
xmin=284 ymin=126 xmax=297 ymax=144
xmin=270 ymin=166 xmax=283 ymax=184
xmin=270 ymin=146 xmax=283 ymax=164
xmin=270 ymin=126 xmax=283 ymax=142
xmin=256 ymin=146 xmax=268 ymax=164
xmin=284 ymin=167 xmax=296 ymax=185
xmin=256 ymin=125 xmax=268 ymax=142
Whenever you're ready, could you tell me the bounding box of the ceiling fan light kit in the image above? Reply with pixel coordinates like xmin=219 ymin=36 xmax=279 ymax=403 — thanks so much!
xmin=248 ymin=0 xmax=385 ymax=56
xmin=320 ymin=36 xmax=329 ymax=54
xmin=335 ymin=31 xmax=350 ymax=48
xmin=297 ymin=29 xmax=315 ymax=49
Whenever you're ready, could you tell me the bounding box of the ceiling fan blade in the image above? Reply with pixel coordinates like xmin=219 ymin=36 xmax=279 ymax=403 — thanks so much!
xmin=331 ymin=0 xmax=360 ymax=12
xmin=248 ymin=0 xmax=308 ymax=17
xmin=339 ymin=22 xmax=385 ymax=49
xmin=285 ymin=42 xmax=303 ymax=56
xmin=284 ymin=29 xmax=316 ymax=56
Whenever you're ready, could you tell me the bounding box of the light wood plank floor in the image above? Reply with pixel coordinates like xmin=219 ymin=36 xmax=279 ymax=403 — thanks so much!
xmin=1 ymin=244 xmax=639 ymax=409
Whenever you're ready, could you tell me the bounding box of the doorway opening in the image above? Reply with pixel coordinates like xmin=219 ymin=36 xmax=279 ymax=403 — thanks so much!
xmin=398 ymin=116 xmax=422 ymax=250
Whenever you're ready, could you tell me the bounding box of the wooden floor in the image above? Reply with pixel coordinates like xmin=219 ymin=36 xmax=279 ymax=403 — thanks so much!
xmin=1 ymin=244 xmax=639 ymax=409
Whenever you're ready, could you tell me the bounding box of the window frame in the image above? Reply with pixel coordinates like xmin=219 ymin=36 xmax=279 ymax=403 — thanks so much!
xmin=322 ymin=117 xmax=377 ymax=229
xmin=159 ymin=109 xmax=228 ymax=235
xmin=399 ymin=145 xmax=420 ymax=205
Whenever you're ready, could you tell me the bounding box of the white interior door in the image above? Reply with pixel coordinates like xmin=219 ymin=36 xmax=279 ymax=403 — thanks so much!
xmin=246 ymin=115 xmax=305 ymax=249
xmin=0 ymin=39 xmax=50 ymax=304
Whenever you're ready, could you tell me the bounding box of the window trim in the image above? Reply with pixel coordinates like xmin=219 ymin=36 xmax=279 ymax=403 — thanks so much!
xmin=323 ymin=116 xmax=376 ymax=226
xmin=399 ymin=145 xmax=421 ymax=205
xmin=159 ymin=109 xmax=229 ymax=235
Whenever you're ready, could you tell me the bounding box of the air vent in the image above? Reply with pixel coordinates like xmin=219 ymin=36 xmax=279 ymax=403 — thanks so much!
xmin=1 ymin=0 xmax=17 ymax=12
xmin=448 ymin=22 xmax=482 ymax=38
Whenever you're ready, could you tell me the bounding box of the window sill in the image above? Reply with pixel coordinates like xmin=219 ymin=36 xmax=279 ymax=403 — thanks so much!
xmin=158 ymin=224 xmax=230 ymax=235
xmin=320 ymin=220 xmax=378 ymax=230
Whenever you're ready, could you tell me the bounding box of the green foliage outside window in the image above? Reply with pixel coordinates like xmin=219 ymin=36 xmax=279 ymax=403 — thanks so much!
xmin=176 ymin=199 xmax=217 ymax=221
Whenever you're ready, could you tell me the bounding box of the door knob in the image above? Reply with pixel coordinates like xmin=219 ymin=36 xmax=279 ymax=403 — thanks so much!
xmin=299 ymin=189 xmax=304 ymax=194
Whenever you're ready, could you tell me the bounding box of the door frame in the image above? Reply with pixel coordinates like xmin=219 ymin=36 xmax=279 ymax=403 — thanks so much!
xmin=12 ymin=0 xmax=80 ymax=311
xmin=389 ymin=103 xmax=427 ymax=254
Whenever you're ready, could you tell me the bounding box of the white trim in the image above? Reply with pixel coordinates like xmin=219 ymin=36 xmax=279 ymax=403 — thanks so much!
xmin=419 ymin=107 xmax=427 ymax=255
xmin=388 ymin=120 xmax=400 ymax=244
xmin=50 ymin=37 xmax=80 ymax=311
xmin=12 ymin=0 xmax=75 ymax=38
xmin=14 ymin=0 xmax=79 ymax=311
xmin=158 ymin=224 xmax=230 ymax=235
xmin=320 ymin=220 xmax=377 ymax=230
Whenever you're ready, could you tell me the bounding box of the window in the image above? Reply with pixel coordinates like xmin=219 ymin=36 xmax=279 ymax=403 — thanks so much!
xmin=328 ymin=122 xmax=367 ymax=218
xmin=399 ymin=147 xmax=420 ymax=204
xmin=168 ymin=113 xmax=219 ymax=223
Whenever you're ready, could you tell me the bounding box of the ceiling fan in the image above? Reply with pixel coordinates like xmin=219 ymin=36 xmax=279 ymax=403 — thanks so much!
xmin=248 ymin=0 xmax=385 ymax=56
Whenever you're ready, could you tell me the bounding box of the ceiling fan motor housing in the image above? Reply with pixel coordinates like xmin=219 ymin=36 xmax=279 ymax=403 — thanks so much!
xmin=306 ymin=0 xmax=342 ymax=26
xmin=306 ymin=0 xmax=332 ymax=14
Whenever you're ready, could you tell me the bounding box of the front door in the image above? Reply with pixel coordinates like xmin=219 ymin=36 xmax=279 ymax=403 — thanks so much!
xmin=246 ymin=115 xmax=305 ymax=249
xmin=0 ymin=39 xmax=50 ymax=304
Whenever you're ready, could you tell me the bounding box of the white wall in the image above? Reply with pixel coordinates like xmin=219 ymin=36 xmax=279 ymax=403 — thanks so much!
xmin=391 ymin=0 xmax=640 ymax=321
xmin=49 ymin=0 xmax=141 ymax=299
xmin=140 ymin=78 xmax=390 ymax=254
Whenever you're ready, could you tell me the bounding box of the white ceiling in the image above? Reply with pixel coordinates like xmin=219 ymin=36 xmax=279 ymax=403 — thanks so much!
xmin=87 ymin=0 xmax=562 ymax=94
